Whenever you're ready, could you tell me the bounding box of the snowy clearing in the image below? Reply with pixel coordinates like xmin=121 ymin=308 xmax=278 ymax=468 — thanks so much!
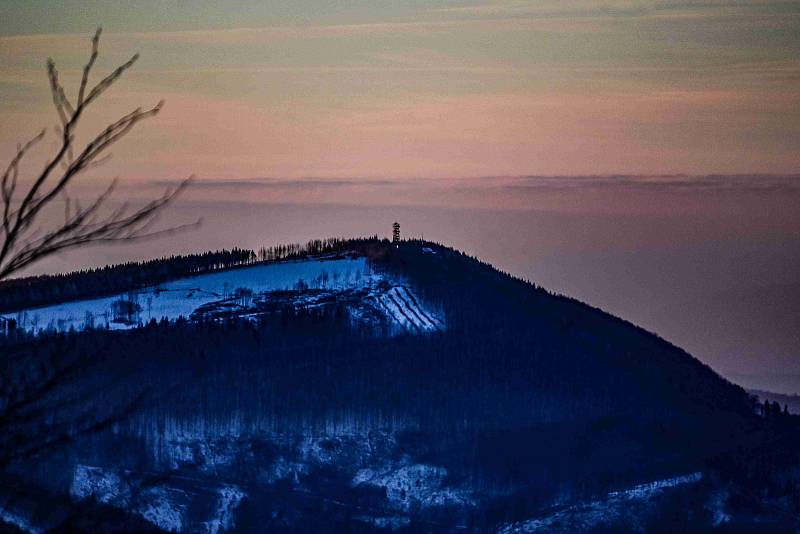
xmin=4 ymin=257 xmax=443 ymax=336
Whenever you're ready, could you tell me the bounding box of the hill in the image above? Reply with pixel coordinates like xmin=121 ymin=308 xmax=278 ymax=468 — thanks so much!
xmin=0 ymin=238 xmax=797 ymax=532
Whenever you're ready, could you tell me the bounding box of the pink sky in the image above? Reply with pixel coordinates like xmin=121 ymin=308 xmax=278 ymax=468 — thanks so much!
xmin=1 ymin=1 xmax=799 ymax=181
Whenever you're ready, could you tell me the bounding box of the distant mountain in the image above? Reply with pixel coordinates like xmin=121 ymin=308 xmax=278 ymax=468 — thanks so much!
xmin=1 ymin=238 xmax=798 ymax=532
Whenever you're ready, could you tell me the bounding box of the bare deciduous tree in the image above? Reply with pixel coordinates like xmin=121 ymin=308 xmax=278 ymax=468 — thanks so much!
xmin=0 ymin=30 xmax=196 ymax=473
xmin=0 ymin=27 xmax=196 ymax=281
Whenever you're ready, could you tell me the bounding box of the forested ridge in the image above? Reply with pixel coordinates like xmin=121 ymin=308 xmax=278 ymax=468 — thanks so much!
xmin=3 ymin=239 xmax=799 ymax=531
xmin=2 ymin=241 xmax=763 ymax=473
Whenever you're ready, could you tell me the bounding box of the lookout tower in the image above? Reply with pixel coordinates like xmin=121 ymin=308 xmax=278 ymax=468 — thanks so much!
xmin=392 ymin=222 xmax=400 ymax=246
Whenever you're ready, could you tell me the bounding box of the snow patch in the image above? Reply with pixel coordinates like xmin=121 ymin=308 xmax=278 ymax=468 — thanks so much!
xmin=353 ymin=463 xmax=471 ymax=512
xmin=202 ymin=485 xmax=246 ymax=534
xmin=0 ymin=508 xmax=43 ymax=534
xmin=497 ymin=472 xmax=704 ymax=533
xmin=70 ymin=464 xmax=246 ymax=533
xmin=8 ymin=257 xmax=445 ymax=337
xmin=70 ymin=464 xmax=130 ymax=505
xmin=607 ymin=472 xmax=702 ymax=499
xmin=137 ymin=487 xmax=187 ymax=533
xmin=9 ymin=258 xmax=372 ymax=334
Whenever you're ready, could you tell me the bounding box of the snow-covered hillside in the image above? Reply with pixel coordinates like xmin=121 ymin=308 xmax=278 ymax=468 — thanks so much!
xmin=63 ymin=430 xmax=475 ymax=533
xmin=4 ymin=257 xmax=444 ymax=336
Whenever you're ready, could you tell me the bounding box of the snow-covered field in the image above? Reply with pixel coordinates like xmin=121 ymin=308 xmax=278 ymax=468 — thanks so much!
xmin=4 ymin=257 xmax=443 ymax=336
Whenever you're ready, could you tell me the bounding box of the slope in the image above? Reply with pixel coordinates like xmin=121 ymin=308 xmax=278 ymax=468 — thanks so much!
xmin=0 ymin=238 xmax=775 ymax=532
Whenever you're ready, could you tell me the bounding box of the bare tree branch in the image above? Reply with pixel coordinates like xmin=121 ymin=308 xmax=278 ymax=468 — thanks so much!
xmin=0 ymin=27 xmax=197 ymax=282
xmin=0 ymin=29 xmax=200 ymax=473
xmin=2 ymin=131 xmax=45 ymax=240
xmin=77 ymin=28 xmax=101 ymax=107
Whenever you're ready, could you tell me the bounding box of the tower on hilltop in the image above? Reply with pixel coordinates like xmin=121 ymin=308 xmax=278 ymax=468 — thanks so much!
xmin=392 ymin=222 xmax=400 ymax=246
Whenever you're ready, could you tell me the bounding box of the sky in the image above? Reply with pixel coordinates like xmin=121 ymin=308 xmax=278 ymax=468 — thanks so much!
xmin=1 ymin=0 xmax=799 ymax=177
xmin=0 ymin=2 xmax=799 ymax=393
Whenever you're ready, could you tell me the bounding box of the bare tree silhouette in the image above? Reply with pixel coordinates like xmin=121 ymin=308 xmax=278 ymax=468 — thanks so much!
xmin=0 ymin=27 xmax=196 ymax=282
xmin=0 ymin=30 xmax=195 ymax=473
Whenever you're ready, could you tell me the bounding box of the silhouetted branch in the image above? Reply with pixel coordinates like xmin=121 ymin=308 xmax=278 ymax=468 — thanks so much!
xmin=0 ymin=28 xmax=198 ymax=474
xmin=0 ymin=27 xmax=197 ymax=281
